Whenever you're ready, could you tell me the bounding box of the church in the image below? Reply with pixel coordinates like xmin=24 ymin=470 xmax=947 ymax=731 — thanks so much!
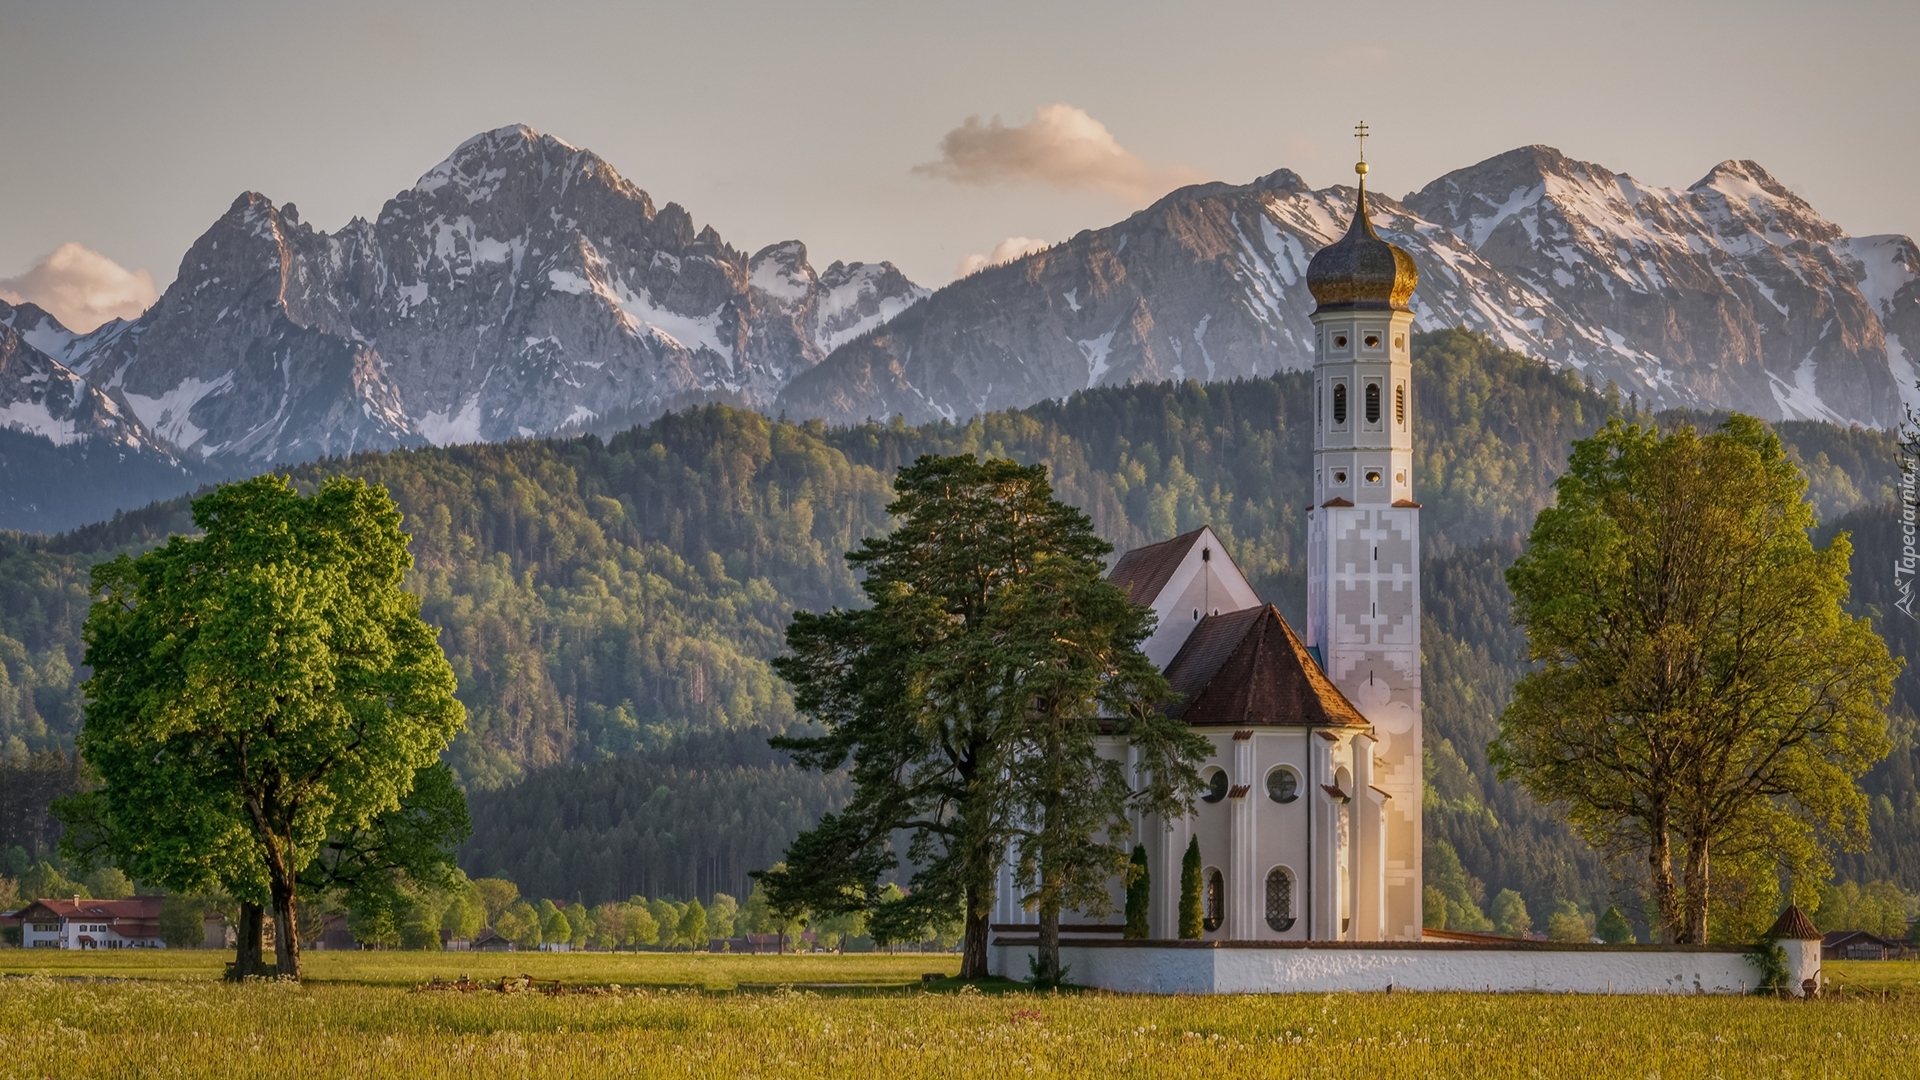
xmin=995 ymin=148 xmax=1425 ymax=942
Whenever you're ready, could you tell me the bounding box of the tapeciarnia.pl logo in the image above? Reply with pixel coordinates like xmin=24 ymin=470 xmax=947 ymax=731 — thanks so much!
xmin=1899 ymin=424 xmax=1918 ymax=621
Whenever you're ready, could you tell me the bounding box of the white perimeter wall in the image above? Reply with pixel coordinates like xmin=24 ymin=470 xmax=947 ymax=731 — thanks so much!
xmin=991 ymin=940 xmax=1820 ymax=996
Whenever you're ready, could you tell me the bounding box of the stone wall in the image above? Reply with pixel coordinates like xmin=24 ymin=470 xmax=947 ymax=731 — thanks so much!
xmin=989 ymin=938 xmax=1820 ymax=996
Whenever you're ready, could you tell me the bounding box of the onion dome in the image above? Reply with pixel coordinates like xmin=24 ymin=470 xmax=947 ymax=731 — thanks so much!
xmin=1306 ymin=171 xmax=1418 ymax=314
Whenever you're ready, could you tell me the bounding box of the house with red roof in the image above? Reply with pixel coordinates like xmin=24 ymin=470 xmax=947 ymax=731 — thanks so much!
xmin=16 ymin=896 xmax=166 ymax=949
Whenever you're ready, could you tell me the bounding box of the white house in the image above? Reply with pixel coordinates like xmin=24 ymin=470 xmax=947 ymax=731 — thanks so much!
xmin=17 ymin=896 xmax=166 ymax=949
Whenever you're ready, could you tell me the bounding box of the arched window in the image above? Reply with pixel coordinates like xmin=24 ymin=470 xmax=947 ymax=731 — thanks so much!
xmin=1395 ymin=383 xmax=1406 ymax=427
xmin=1204 ymin=868 xmax=1225 ymax=932
xmin=1266 ymin=766 xmax=1299 ymax=803
xmin=1201 ymin=767 xmax=1229 ymax=804
xmin=1365 ymin=382 xmax=1381 ymax=424
xmin=1265 ymin=867 xmax=1296 ymax=931
xmin=1332 ymin=383 xmax=1348 ymax=425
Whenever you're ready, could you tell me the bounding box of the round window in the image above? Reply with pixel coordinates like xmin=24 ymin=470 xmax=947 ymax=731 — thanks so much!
xmin=1333 ymin=334 xmax=1348 ymax=348
xmin=1364 ymin=334 xmax=1380 ymax=348
xmin=1266 ymin=766 xmax=1299 ymax=803
xmin=1365 ymin=470 xmax=1382 ymax=484
xmin=1333 ymin=470 xmax=1347 ymax=484
xmin=1201 ymin=767 xmax=1229 ymax=804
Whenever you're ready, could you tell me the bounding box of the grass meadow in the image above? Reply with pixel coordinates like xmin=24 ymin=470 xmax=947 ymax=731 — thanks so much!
xmin=1 ymin=951 xmax=1915 ymax=1079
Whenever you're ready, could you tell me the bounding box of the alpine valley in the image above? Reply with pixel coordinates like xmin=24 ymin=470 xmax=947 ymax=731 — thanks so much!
xmin=4 ymin=125 xmax=1917 ymax=532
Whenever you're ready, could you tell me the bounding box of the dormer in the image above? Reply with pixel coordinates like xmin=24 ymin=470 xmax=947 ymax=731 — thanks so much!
xmin=1107 ymin=526 xmax=1262 ymax=669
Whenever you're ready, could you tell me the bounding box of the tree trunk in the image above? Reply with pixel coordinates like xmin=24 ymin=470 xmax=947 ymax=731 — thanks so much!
xmin=269 ymin=876 xmax=301 ymax=979
xmin=1646 ymin=815 xmax=1683 ymax=944
xmin=959 ymin=881 xmax=992 ymax=980
xmin=1680 ymin=839 xmax=1711 ymax=945
xmin=229 ymin=902 xmax=268 ymax=980
xmin=1036 ymin=905 xmax=1061 ymax=987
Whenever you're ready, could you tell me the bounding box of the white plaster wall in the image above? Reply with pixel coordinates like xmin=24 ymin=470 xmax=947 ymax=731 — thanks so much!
xmin=990 ymin=942 xmax=1816 ymax=996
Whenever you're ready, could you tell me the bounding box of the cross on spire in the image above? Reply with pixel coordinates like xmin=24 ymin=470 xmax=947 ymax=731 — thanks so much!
xmin=1354 ymin=121 xmax=1369 ymax=162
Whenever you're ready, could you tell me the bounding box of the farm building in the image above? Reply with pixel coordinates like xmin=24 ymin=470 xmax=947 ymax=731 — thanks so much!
xmin=16 ymin=896 xmax=165 ymax=949
xmin=1822 ymin=930 xmax=1905 ymax=961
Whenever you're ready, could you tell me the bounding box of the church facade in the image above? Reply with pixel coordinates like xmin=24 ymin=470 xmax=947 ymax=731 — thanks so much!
xmin=995 ymin=159 xmax=1424 ymax=942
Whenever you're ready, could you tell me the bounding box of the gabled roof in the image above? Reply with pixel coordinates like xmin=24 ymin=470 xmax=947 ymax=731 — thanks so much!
xmin=1108 ymin=528 xmax=1208 ymax=607
xmin=19 ymin=896 xmax=163 ymax=921
xmin=1162 ymin=605 xmax=1369 ymax=728
xmin=1821 ymin=929 xmax=1897 ymax=948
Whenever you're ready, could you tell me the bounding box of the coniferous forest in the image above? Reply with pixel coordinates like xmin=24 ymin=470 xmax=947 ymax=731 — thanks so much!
xmin=1 ymin=330 xmax=1912 ymax=921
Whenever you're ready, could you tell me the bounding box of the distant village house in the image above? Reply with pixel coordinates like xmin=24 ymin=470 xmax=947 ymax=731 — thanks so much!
xmin=16 ymin=897 xmax=165 ymax=949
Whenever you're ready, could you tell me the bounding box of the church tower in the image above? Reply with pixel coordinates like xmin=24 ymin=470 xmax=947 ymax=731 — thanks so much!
xmin=1303 ymin=125 xmax=1423 ymax=940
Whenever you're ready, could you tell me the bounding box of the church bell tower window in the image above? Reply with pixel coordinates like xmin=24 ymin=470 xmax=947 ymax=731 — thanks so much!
xmin=1365 ymin=382 xmax=1381 ymax=425
xmin=1332 ymin=383 xmax=1347 ymax=426
xmin=1204 ymin=869 xmax=1225 ymax=932
xmin=1396 ymin=383 xmax=1406 ymax=427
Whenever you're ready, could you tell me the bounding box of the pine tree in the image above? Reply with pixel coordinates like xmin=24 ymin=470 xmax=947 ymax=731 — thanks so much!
xmin=1123 ymin=845 xmax=1150 ymax=939
xmin=1179 ymin=837 xmax=1203 ymax=940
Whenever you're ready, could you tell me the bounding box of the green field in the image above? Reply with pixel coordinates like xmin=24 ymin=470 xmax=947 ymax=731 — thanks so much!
xmin=1 ymin=952 xmax=1916 ymax=1079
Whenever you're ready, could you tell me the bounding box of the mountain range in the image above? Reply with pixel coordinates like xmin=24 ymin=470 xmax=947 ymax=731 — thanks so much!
xmin=3 ymin=126 xmax=1917 ymax=533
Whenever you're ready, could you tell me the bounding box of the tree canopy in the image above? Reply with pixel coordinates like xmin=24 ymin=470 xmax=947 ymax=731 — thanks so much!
xmin=1493 ymin=416 xmax=1899 ymax=942
xmin=68 ymin=475 xmax=464 ymax=977
xmin=761 ymin=454 xmax=1204 ymax=978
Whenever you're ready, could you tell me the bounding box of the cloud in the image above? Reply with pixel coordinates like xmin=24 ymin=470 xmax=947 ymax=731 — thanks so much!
xmin=956 ymin=236 xmax=1052 ymax=279
xmin=0 ymin=243 xmax=157 ymax=333
xmin=915 ymin=104 xmax=1206 ymax=205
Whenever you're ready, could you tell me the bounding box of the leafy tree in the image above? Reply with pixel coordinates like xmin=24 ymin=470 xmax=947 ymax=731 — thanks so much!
xmin=1123 ymin=845 xmax=1150 ymax=940
xmin=623 ymin=898 xmax=660 ymax=947
xmin=590 ymin=902 xmax=626 ymax=950
xmin=400 ymin=895 xmax=444 ymax=950
xmin=80 ymin=866 xmax=132 ymax=900
xmin=812 ymin=906 xmax=865 ymax=952
xmin=497 ymin=900 xmax=540 ymax=949
xmin=441 ymin=889 xmax=484 ymax=942
xmin=1427 ymin=840 xmax=1493 ymax=931
xmin=1423 ymin=887 xmax=1450 ymax=930
xmin=1494 ymin=416 xmax=1899 ymax=943
xmin=1490 ymin=889 xmax=1531 ymax=938
xmin=738 ymin=881 xmax=772 ymax=936
xmin=538 ymin=899 xmax=570 ymax=948
xmin=992 ymin=488 xmax=1205 ymax=984
xmin=566 ymin=901 xmax=593 ymax=950
xmin=678 ymin=898 xmax=708 ymax=950
xmin=296 ymin=763 xmax=471 ymax=948
xmin=158 ymin=893 xmax=210 ymax=948
xmin=764 ymin=455 xmax=1200 ymax=980
xmin=68 ymin=476 xmax=465 ymax=978
xmin=1815 ymin=879 xmax=1914 ymax=939
xmin=647 ymin=898 xmax=683 ymax=947
xmin=706 ymin=893 xmax=738 ymax=940
xmin=1596 ymin=905 xmax=1636 ymax=944
xmin=1546 ymin=900 xmax=1594 ymax=943
xmin=1179 ymin=837 xmax=1202 ymax=940
xmin=20 ymin=861 xmax=82 ymax=902
xmin=472 ymin=878 xmax=519 ymax=925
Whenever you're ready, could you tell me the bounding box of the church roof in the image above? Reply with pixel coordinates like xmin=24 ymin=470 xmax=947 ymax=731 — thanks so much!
xmin=1162 ymin=605 xmax=1370 ymax=728
xmin=1108 ymin=528 xmax=1209 ymax=607
xmin=1305 ymin=182 xmax=1418 ymax=314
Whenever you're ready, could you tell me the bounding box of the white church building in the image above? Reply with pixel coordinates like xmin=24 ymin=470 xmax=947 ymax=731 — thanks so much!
xmin=994 ymin=157 xmax=1426 ymax=944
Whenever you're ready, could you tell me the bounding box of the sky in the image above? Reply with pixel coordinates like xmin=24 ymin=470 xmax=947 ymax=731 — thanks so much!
xmin=1 ymin=0 xmax=1915 ymax=330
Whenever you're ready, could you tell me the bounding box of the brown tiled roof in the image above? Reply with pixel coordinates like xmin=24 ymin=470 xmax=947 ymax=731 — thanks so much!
xmin=21 ymin=897 xmax=162 ymax=921
xmin=1162 ymin=605 xmax=1369 ymax=728
xmin=1766 ymin=905 xmax=1821 ymax=940
xmin=1107 ymin=528 xmax=1206 ymax=607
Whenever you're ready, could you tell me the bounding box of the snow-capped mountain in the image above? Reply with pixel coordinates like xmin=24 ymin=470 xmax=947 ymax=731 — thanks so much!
xmin=778 ymin=148 xmax=1920 ymax=429
xmin=27 ymin=125 xmax=927 ymax=466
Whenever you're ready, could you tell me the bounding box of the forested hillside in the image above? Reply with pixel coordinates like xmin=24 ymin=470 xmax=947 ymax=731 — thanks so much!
xmin=2 ymin=330 xmax=1910 ymax=916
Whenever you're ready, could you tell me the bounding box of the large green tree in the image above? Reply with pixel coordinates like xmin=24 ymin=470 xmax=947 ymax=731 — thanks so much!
xmin=1493 ymin=416 xmax=1898 ymax=943
xmin=761 ymin=455 xmax=1201 ymax=979
xmin=69 ymin=475 xmax=464 ymax=978
xmin=994 ymin=521 xmax=1205 ymax=984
